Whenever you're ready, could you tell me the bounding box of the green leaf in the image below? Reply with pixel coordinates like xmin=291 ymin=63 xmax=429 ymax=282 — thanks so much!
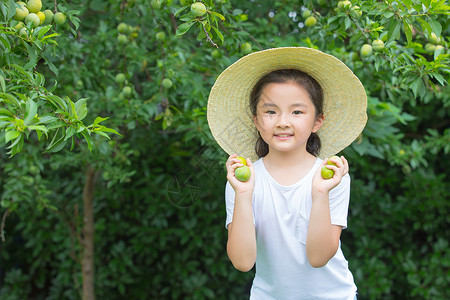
xmin=209 ymin=11 xmax=225 ymax=21
xmin=211 ymin=26 xmax=223 ymax=43
xmin=386 ymin=19 xmax=402 ymax=44
xmin=0 ymin=74 xmax=5 ymax=93
xmin=176 ymin=22 xmax=195 ymax=36
xmin=75 ymin=98 xmax=88 ymax=120
xmin=92 ymin=116 xmax=109 ymax=127
xmin=403 ymin=20 xmax=412 ymax=44
xmin=5 ymin=130 xmax=20 ymax=142
xmin=64 ymin=126 xmax=76 ymax=141
xmin=24 ymin=99 xmax=37 ymax=125
xmin=427 ymin=18 xmax=442 ymax=37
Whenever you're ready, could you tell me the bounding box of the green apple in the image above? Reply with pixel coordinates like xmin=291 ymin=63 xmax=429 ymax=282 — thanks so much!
xmin=117 ymin=34 xmax=128 ymax=44
xmin=338 ymin=0 xmax=352 ymax=10
xmin=117 ymin=22 xmax=128 ymax=33
xmin=350 ymin=6 xmax=362 ymax=19
xmin=14 ymin=21 xmax=25 ymax=31
xmin=14 ymin=5 xmax=29 ymax=21
xmin=191 ymin=2 xmax=206 ymax=17
xmin=211 ymin=49 xmax=222 ymax=58
xmin=122 ymin=86 xmax=132 ymax=97
xmin=25 ymin=13 xmax=40 ymax=27
xmin=54 ymin=12 xmax=67 ymax=25
xmin=151 ymin=0 xmax=162 ymax=9
xmin=327 ymin=155 xmax=343 ymax=167
xmin=372 ymin=39 xmax=385 ymax=51
xmin=236 ymin=156 xmax=247 ymax=166
xmin=360 ymin=44 xmax=373 ymax=57
xmin=26 ymin=0 xmax=42 ymax=13
xmin=302 ymin=9 xmax=311 ymax=19
xmin=321 ymin=166 xmax=334 ymax=179
xmin=424 ymin=43 xmax=436 ymax=53
xmin=305 ymin=16 xmax=317 ymax=27
xmin=235 ymin=166 xmax=251 ymax=182
xmin=36 ymin=11 xmax=45 ymax=25
xmin=429 ymin=32 xmax=440 ymax=44
xmin=115 ymin=73 xmax=126 ymax=84
xmin=156 ymin=31 xmax=166 ymax=41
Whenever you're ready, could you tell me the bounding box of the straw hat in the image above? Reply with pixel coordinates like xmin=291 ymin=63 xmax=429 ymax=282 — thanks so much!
xmin=207 ymin=47 xmax=367 ymax=161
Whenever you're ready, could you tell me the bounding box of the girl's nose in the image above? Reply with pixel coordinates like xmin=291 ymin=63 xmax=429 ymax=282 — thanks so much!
xmin=276 ymin=113 xmax=290 ymax=127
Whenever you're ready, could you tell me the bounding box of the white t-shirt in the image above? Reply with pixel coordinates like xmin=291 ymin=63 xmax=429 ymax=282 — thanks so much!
xmin=225 ymin=158 xmax=357 ymax=300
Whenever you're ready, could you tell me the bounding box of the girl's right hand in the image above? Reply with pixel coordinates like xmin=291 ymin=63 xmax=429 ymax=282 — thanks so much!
xmin=226 ymin=154 xmax=255 ymax=194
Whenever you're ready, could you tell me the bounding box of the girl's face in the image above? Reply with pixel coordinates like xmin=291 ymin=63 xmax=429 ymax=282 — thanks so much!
xmin=253 ymin=81 xmax=324 ymax=156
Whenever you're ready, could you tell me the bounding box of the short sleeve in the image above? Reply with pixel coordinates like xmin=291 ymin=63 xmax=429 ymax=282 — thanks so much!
xmin=329 ymin=173 xmax=351 ymax=229
xmin=225 ymin=181 xmax=235 ymax=229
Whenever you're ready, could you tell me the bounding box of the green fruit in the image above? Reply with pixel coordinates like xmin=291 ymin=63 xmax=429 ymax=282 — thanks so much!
xmin=235 ymin=166 xmax=251 ymax=182
xmin=372 ymin=39 xmax=385 ymax=51
xmin=360 ymin=44 xmax=373 ymax=57
xmin=25 ymin=13 xmax=40 ymax=27
xmin=43 ymin=10 xmax=54 ymax=25
xmin=425 ymin=43 xmax=436 ymax=53
xmin=211 ymin=49 xmax=222 ymax=58
xmin=338 ymin=0 xmax=352 ymax=10
xmin=54 ymin=12 xmax=67 ymax=25
xmin=327 ymin=155 xmax=343 ymax=167
xmin=26 ymin=0 xmax=42 ymax=13
xmin=191 ymin=2 xmax=206 ymax=17
xmin=305 ymin=16 xmax=317 ymax=27
xmin=117 ymin=34 xmax=128 ymax=44
xmin=122 ymin=86 xmax=132 ymax=97
xmin=321 ymin=166 xmax=334 ymax=179
xmin=236 ymin=156 xmax=247 ymax=166
xmin=429 ymin=32 xmax=439 ymax=44
xmin=151 ymin=0 xmax=161 ymax=9
xmin=14 ymin=5 xmax=29 ymax=21
xmin=19 ymin=27 xmax=28 ymax=37
xmin=349 ymin=6 xmax=362 ymax=19
xmin=162 ymin=78 xmax=173 ymax=89
xmin=156 ymin=31 xmax=166 ymax=41
xmin=117 ymin=22 xmax=128 ymax=33
xmin=14 ymin=21 xmax=25 ymax=31
xmin=302 ymin=9 xmax=311 ymax=19
xmin=115 ymin=73 xmax=126 ymax=84
xmin=240 ymin=42 xmax=252 ymax=54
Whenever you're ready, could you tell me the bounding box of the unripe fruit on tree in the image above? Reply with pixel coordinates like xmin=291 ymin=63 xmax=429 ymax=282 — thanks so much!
xmin=14 ymin=6 xmax=29 ymax=21
xmin=156 ymin=31 xmax=166 ymax=41
xmin=36 ymin=11 xmax=45 ymax=25
xmin=115 ymin=73 xmax=126 ymax=84
xmin=211 ymin=49 xmax=222 ymax=58
xmin=372 ymin=39 xmax=385 ymax=51
xmin=235 ymin=166 xmax=251 ymax=182
xmin=14 ymin=22 xmax=25 ymax=31
xmin=305 ymin=16 xmax=317 ymax=27
xmin=429 ymin=32 xmax=439 ymax=44
xmin=162 ymin=78 xmax=173 ymax=89
xmin=349 ymin=6 xmax=362 ymax=19
xmin=338 ymin=0 xmax=352 ymax=10
xmin=240 ymin=42 xmax=252 ymax=54
xmin=25 ymin=13 xmax=40 ymax=27
xmin=424 ymin=43 xmax=436 ymax=53
xmin=117 ymin=34 xmax=128 ymax=44
xmin=54 ymin=12 xmax=67 ymax=25
xmin=117 ymin=22 xmax=128 ymax=33
xmin=360 ymin=44 xmax=373 ymax=57
xmin=122 ymin=86 xmax=132 ymax=97
xmin=302 ymin=9 xmax=311 ymax=19
xmin=191 ymin=2 xmax=206 ymax=17
xmin=26 ymin=0 xmax=42 ymax=13
xmin=321 ymin=156 xmax=343 ymax=179
xmin=435 ymin=45 xmax=443 ymax=51
xmin=151 ymin=0 xmax=161 ymax=9
xmin=43 ymin=9 xmax=53 ymax=25
xmin=19 ymin=27 xmax=28 ymax=37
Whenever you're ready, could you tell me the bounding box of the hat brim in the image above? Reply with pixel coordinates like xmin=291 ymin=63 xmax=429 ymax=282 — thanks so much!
xmin=207 ymin=47 xmax=367 ymax=161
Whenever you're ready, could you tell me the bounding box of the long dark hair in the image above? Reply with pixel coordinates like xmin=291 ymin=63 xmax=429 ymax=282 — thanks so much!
xmin=249 ymin=69 xmax=324 ymax=157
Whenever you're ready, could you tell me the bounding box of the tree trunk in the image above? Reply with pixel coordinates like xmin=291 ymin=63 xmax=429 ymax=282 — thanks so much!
xmin=82 ymin=165 xmax=98 ymax=300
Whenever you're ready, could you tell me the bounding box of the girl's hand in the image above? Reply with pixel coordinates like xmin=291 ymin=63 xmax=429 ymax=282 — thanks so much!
xmin=312 ymin=156 xmax=349 ymax=195
xmin=226 ymin=154 xmax=255 ymax=194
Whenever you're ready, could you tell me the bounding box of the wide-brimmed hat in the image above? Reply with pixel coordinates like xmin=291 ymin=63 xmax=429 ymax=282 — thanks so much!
xmin=207 ymin=47 xmax=367 ymax=161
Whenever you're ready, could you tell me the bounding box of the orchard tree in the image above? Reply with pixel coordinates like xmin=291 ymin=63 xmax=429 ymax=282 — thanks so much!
xmin=0 ymin=1 xmax=449 ymax=300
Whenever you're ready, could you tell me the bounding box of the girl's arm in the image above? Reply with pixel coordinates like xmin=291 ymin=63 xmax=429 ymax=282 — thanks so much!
xmin=225 ymin=155 xmax=257 ymax=272
xmin=306 ymin=156 xmax=349 ymax=268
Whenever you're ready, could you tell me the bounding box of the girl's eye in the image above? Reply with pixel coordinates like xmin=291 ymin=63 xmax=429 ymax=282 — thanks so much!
xmin=265 ymin=110 xmax=276 ymax=114
xmin=293 ymin=111 xmax=303 ymax=115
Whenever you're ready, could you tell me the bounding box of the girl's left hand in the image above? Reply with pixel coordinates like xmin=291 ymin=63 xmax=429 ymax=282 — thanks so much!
xmin=312 ymin=156 xmax=349 ymax=194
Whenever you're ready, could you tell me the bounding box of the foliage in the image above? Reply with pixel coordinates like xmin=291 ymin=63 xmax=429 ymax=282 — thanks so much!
xmin=0 ymin=0 xmax=449 ymax=299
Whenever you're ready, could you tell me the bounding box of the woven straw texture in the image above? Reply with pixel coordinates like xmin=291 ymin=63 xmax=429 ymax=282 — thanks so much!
xmin=207 ymin=47 xmax=367 ymax=161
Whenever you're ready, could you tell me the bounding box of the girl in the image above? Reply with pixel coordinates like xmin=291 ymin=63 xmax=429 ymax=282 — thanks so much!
xmin=207 ymin=48 xmax=367 ymax=300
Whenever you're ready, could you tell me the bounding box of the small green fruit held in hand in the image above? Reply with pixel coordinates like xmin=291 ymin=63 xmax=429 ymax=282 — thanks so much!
xmin=162 ymin=78 xmax=173 ymax=89
xmin=321 ymin=156 xmax=343 ymax=179
xmin=305 ymin=16 xmax=317 ymax=27
xmin=191 ymin=2 xmax=206 ymax=17
xmin=25 ymin=13 xmax=40 ymax=27
xmin=54 ymin=12 xmax=67 ymax=25
xmin=372 ymin=39 xmax=385 ymax=51
xmin=236 ymin=156 xmax=247 ymax=166
xmin=26 ymin=0 xmax=42 ymax=13
xmin=235 ymin=166 xmax=251 ymax=182
xmin=360 ymin=44 xmax=373 ymax=57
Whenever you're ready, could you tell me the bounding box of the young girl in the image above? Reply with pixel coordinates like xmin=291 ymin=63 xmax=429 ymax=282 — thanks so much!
xmin=207 ymin=48 xmax=367 ymax=300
